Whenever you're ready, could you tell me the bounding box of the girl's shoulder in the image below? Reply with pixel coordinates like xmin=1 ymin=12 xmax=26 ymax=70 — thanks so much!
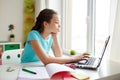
xmin=30 ymin=30 xmax=39 ymax=33
xmin=29 ymin=30 xmax=40 ymax=35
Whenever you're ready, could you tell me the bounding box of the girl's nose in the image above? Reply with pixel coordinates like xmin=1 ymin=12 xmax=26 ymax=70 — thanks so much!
xmin=58 ymin=28 xmax=60 ymax=32
xmin=58 ymin=24 xmax=60 ymax=28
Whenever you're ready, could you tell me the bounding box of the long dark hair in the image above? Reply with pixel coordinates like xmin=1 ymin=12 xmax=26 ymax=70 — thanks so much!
xmin=31 ymin=8 xmax=57 ymax=33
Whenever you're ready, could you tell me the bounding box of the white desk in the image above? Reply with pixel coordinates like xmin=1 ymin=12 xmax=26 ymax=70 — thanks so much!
xmin=0 ymin=64 xmax=22 ymax=80
xmin=75 ymin=59 xmax=120 ymax=80
xmin=0 ymin=59 xmax=120 ymax=80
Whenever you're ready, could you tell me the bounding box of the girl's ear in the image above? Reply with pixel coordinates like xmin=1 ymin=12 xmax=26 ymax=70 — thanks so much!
xmin=43 ymin=21 xmax=48 ymax=27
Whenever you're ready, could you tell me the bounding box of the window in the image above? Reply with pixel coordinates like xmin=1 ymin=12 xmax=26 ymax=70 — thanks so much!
xmin=63 ymin=0 xmax=110 ymax=55
xmin=71 ymin=0 xmax=87 ymax=53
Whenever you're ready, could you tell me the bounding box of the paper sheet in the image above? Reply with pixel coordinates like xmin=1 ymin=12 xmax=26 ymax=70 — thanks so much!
xmin=18 ymin=67 xmax=49 ymax=80
xmin=71 ymin=72 xmax=90 ymax=80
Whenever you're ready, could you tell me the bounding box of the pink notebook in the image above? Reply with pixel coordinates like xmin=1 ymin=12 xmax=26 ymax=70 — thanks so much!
xmin=0 ymin=59 xmax=2 ymax=65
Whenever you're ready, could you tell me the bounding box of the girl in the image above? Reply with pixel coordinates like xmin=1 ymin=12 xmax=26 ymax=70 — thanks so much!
xmin=21 ymin=8 xmax=89 ymax=65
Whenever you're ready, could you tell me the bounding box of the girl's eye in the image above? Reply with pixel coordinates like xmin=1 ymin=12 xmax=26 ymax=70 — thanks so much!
xmin=55 ymin=22 xmax=59 ymax=24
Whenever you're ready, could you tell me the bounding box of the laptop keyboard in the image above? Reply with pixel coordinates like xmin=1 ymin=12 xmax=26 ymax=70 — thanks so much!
xmin=85 ymin=57 xmax=96 ymax=65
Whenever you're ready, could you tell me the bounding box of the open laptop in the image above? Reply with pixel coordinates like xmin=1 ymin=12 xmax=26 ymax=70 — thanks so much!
xmin=76 ymin=36 xmax=110 ymax=70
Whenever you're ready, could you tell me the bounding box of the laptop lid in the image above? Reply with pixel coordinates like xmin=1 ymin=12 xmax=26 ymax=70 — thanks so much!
xmin=77 ymin=36 xmax=110 ymax=69
xmin=97 ymin=35 xmax=110 ymax=67
xmin=66 ymin=36 xmax=110 ymax=69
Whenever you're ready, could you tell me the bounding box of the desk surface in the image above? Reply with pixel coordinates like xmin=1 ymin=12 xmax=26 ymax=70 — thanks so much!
xmin=75 ymin=59 xmax=120 ymax=80
xmin=0 ymin=59 xmax=120 ymax=80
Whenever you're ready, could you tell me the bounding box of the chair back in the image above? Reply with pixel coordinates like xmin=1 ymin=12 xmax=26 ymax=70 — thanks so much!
xmin=1 ymin=49 xmax=23 ymax=65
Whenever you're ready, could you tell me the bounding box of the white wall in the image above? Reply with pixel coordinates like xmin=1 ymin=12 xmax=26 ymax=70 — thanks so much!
xmin=0 ymin=0 xmax=23 ymax=42
xmin=0 ymin=0 xmax=63 ymax=43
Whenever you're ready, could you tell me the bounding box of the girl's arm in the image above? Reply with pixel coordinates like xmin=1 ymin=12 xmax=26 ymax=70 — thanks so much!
xmin=30 ymin=40 xmax=89 ymax=65
xmin=51 ymin=33 xmax=62 ymax=57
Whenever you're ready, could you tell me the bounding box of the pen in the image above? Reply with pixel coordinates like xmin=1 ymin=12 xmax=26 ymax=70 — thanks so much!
xmin=22 ymin=68 xmax=37 ymax=74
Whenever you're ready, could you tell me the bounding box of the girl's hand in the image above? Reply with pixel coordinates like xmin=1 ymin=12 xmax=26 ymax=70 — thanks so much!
xmin=72 ymin=53 xmax=90 ymax=62
xmin=51 ymin=32 xmax=58 ymax=39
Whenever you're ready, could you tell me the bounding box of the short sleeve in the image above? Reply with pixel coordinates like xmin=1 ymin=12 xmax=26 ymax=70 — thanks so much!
xmin=27 ymin=31 xmax=39 ymax=41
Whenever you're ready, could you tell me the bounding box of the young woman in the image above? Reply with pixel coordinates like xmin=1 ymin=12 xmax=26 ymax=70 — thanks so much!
xmin=21 ymin=8 xmax=89 ymax=65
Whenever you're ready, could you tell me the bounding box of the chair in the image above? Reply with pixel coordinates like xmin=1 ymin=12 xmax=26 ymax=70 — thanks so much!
xmin=1 ymin=49 xmax=24 ymax=65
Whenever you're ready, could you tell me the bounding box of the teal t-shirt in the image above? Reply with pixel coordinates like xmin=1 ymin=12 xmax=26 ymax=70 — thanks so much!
xmin=21 ymin=30 xmax=53 ymax=63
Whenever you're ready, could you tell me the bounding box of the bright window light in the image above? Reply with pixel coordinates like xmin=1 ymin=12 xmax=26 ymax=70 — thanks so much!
xmin=71 ymin=0 xmax=87 ymax=53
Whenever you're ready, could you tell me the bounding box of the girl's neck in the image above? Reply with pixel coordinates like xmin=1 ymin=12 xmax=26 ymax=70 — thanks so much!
xmin=41 ymin=32 xmax=50 ymax=40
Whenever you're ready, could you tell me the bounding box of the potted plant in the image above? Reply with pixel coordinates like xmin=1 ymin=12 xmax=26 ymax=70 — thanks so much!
xmin=10 ymin=34 xmax=15 ymax=41
xmin=8 ymin=24 xmax=15 ymax=42
xmin=10 ymin=34 xmax=15 ymax=38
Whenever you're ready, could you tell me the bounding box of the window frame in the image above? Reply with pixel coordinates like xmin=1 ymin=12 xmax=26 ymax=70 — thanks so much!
xmin=62 ymin=0 xmax=96 ymax=54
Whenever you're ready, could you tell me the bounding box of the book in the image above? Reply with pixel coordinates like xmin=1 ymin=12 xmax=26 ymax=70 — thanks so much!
xmin=18 ymin=63 xmax=74 ymax=80
xmin=18 ymin=63 xmax=89 ymax=80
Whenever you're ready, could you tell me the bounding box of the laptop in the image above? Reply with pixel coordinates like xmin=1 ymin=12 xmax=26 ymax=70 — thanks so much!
xmin=76 ymin=36 xmax=110 ymax=70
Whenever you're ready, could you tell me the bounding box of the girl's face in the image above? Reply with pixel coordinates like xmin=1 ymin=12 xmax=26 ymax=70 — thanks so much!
xmin=47 ymin=14 xmax=61 ymax=34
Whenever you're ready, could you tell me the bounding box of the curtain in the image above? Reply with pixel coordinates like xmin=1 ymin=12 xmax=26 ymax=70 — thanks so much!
xmin=35 ymin=0 xmax=48 ymax=18
xmin=110 ymin=0 xmax=120 ymax=62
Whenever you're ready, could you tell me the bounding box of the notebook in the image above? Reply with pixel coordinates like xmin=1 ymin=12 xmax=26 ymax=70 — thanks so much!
xmin=76 ymin=36 xmax=110 ymax=70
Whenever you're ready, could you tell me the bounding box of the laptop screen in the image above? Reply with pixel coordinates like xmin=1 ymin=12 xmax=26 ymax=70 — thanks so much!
xmin=97 ymin=36 xmax=110 ymax=67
